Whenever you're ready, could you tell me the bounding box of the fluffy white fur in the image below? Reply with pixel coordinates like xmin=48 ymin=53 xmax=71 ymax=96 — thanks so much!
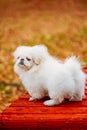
xmin=13 ymin=45 xmax=86 ymax=106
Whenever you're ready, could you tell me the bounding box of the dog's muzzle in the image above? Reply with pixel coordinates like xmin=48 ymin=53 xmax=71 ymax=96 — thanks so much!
xmin=19 ymin=59 xmax=25 ymax=66
xmin=19 ymin=61 xmax=24 ymax=65
xmin=18 ymin=60 xmax=30 ymax=71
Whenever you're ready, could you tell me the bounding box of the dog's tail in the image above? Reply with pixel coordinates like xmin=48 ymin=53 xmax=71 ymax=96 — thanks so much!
xmin=65 ymin=56 xmax=86 ymax=97
xmin=64 ymin=56 xmax=82 ymax=78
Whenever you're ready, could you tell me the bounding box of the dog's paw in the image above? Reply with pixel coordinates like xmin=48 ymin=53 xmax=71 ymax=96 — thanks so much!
xmin=29 ymin=97 xmax=37 ymax=101
xmin=69 ymin=96 xmax=82 ymax=101
xmin=44 ymin=99 xmax=57 ymax=106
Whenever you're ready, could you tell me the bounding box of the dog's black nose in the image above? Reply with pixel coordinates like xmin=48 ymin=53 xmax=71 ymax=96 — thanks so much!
xmin=19 ymin=58 xmax=24 ymax=65
xmin=21 ymin=58 xmax=24 ymax=61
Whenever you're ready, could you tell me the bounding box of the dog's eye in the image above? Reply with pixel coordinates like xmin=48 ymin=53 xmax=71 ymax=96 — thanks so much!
xmin=17 ymin=56 xmax=20 ymax=59
xmin=26 ymin=57 xmax=31 ymax=61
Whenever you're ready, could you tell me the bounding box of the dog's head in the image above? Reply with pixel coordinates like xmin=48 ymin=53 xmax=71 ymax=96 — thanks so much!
xmin=13 ymin=45 xmax=49 ymax=74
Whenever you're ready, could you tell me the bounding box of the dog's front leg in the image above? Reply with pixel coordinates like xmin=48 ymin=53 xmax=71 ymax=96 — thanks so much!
xmin=29 ymin=97 xmax=38 ymax=101
xmin=29 ymin=87 xmax=47 ymax=102
xmin=29 ymin=92 xmax=46 ymax=102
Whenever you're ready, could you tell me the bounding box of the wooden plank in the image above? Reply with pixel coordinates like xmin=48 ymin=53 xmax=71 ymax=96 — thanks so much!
xmin=1 ymin=113 xmax=87 ymax=120
xmin=0 ymin=114 xmax=87 ymax=129
xmin=2 ymin=106 xmax=87 ymax=114
xmin=10 ymin=94 xmax=87 ymax=107
xmin=10 ymin=99 xmax=87 ymax=107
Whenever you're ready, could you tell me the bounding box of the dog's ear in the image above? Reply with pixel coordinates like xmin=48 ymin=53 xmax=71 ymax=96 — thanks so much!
xmin=13 ymin=46 xmax=29 ymax=61
xmin=13 ymin=46 xmax=22 ymax=58
xmin=32 ymin=45 xmax=48 ymax=65
xmin=33 ymin=57 xmax=41 ymax=65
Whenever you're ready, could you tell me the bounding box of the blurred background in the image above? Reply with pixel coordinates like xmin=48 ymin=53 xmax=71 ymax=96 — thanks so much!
xmin=0 ymin=0 xmax=87 ymax=113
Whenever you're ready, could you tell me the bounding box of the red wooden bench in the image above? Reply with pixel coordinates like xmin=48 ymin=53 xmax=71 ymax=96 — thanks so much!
xmin=0 ymin=67 xmax=87 ymax=129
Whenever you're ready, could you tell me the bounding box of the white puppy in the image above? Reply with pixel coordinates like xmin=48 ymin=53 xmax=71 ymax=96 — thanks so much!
xmin=13 ymin=45 xmax=86 ymax=106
